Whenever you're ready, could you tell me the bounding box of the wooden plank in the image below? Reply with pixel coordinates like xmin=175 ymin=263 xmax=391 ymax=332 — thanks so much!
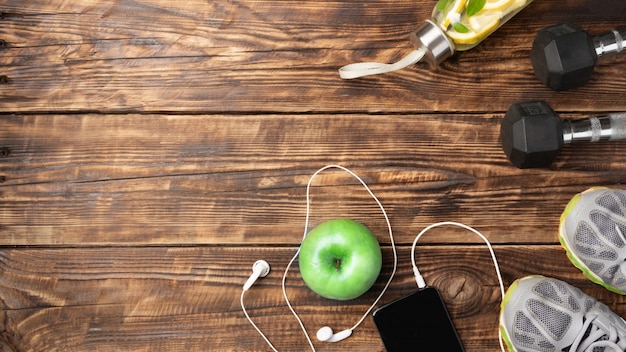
xmin=0 ymin=0 xmax=625 ymax=113
xmin=2 ymin=114 xmax=626 ymax=245
xmin=0 ymin=245 xmax=625 ymax=351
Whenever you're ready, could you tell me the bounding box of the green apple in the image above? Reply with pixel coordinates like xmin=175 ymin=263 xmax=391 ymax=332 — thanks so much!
xmin=298 ymin=218 xmax=382 ymax=300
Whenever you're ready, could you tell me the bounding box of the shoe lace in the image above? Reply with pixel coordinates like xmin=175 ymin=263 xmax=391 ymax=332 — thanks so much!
xmin=569 ymin=314 xmax=626 ymax=352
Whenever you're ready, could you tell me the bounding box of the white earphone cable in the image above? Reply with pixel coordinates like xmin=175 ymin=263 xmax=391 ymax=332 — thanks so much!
xmin=410 ymin=221 xmax=506 ymax=352
xmin=242 ymin=169 xmax=507 ymax=351
xmin=240 ymin=289 xmax=279 ymax=352
xmin=282 ymin=165 xmax=398 ymax=351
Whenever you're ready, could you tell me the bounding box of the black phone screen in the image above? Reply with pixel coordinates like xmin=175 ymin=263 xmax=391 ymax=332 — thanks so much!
xmin=372 ymin=286 xmax=465 ymax=352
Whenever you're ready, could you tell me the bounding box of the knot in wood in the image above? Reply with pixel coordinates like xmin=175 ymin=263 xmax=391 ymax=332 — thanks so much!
xmin=432 ymin=268 xmax=491 ymax=318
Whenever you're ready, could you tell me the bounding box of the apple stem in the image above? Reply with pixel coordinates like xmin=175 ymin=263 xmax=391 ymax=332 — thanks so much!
xmin=334 ymin=258 xmax=342 ymax=271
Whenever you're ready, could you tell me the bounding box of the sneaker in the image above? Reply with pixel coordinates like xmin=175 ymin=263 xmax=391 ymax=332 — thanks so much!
xmin=560 ymin=187 xmax=626 ymax=294
xmin=499 ymin=275 xmax=626 ymax=351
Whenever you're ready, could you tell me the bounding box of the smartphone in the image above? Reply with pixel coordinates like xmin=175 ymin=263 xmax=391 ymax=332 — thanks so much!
xmin=372 ymin=286 xmax=464 ymax=352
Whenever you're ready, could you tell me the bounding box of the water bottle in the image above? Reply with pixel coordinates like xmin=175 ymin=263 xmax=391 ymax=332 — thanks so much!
xmin=339 ymin=0 xmax=533 ymax=79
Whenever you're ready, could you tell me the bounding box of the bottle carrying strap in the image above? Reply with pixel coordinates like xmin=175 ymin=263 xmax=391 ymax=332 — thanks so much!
xmin=338 ymin=47 xmax=426 ymax=79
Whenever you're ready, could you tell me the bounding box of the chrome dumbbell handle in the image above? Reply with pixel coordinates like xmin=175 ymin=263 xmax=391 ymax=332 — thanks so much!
xmin=563 ymin=113 xmax=626 ymax=144
xmin=594 ymin=27 xmax=626 ymax=58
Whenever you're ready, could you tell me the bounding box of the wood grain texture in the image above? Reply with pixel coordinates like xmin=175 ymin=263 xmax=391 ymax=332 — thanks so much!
xmin=2 ymin=115 xmax=626 ymax=246
xmin=0 ymin=0 xmax=625 ymax=113
xmin=1 ymin=245 xmax=625 ymax=351
xmin=1 ymin=0 xmax=626 ymax=350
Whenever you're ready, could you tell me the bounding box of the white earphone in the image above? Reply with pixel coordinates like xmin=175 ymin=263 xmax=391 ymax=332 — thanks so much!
xmin=243 ymin=260 xmax=270 ymax=291
xmin=240 ymin=260 xmax=280 ymax=352
xmin=242 ymin=258 xmax=355 ymax=347
xmin=315 ymin=326 xmax=352 ymax=342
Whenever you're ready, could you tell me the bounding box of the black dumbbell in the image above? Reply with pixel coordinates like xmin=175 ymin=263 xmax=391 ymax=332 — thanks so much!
xmin=531 ymin=23 xmax=626 ymax=91
xmin=500 ymin=101 xmax=626 ymax=168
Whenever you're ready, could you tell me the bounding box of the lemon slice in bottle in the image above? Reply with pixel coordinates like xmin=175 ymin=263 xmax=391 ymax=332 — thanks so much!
xmin=482 ymin=0 xmax=515 ymax=11
xmin=445 ymin=30 xmax=479 ymax=45
xmin=502 ymin=0 xmax=528 ymax=12
xmin=441 ymin=0 xmax=467 ymax=28
xmin=468 ymin=11 xmax=502 ymax=33
xmin=446 ymin=11 xmax=501 ymax=45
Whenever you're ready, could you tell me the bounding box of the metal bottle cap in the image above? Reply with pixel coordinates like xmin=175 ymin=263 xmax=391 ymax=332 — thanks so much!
xmin=410 ymin=20 xmax=455 ymax=66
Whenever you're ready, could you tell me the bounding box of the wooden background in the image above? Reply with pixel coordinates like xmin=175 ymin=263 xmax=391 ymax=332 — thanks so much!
xmin=1 ymin=0 xmax=626 ymax=350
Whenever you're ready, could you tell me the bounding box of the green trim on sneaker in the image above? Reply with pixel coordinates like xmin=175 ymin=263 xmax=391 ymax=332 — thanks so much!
xmin=559 ymin=187 xmax=626 ymax=295
xmin=499 ymin=276 xmax=526 ymax=352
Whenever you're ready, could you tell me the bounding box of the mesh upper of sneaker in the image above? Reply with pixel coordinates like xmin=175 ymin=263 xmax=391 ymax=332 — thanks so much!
xmin=500 ymin=276 xmax=626 ymax=352
xmin=561 ymin=189 xmax=626 ymax=294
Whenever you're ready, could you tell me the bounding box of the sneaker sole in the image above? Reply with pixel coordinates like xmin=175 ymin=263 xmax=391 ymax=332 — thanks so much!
xmin=558 ymin=187 xmax=626 ymax=295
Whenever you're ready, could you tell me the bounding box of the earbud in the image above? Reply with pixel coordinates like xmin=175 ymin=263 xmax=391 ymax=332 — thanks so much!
xmin=316 ymin=326 xmax=352 ymax=342
xmin=243 ymin=260 xmax=270 ymax=291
